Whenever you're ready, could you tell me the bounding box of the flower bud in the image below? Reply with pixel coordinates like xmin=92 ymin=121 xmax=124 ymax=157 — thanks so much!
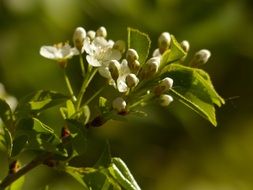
xmin=126 ymin=74 xmax=139 ymax=88
xmin=87 ymin=30 xmax=96 ymax=40
xmin=112 ymin=97 xmax=127 ymax=113
xmin=109 ymin=60 xmax=120 ymax=81
xmin=180 ymin=40 xmax=190 ymax=52
xmin=73 ymin=27 xmax=86 ymax=52
xmin=160 ymin=94 xmax=173 ymax=107
xmin=9 ymin=160 xmax=20 ymax=174
xmin=96 ymin=26 xmax=107 ymax=38
xmin=128 ymin=60 xmax=140 ymax=74
xmin=152 ymin=48 xmax=161 ymax=57
xmin=61 ymin=126 xmax=70 ymax=139
xmin=190 ymin=49 xmax=211 ymax=67
xmin=113 ymin=40 xmax=126 ymax=54
xmin=154 ymin=77 xmax=173 ymax=95
xmin=140 ymin=57 xmax=160 ymax=79
xmin=158 ymin=32 xmax=171 ymax=54
xmin=126 ymin=49 xmax=139 ymax=63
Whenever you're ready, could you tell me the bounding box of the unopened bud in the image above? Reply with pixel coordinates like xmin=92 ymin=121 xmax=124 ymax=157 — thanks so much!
xmin=9 ymin=160 xmax=20 ymax=174
xmin=158 ymin=32 xmax=171 ymax=54
xmin=73 ymin=27 xmax=86 ymax=52
xmin=109 ymin=60 xmax=120 ymax=81
xmin=141 ymin=57 xmax=160 ymax=79
xmin=160 ymin=94 xmax=173 ymax=107
xmin=154 ymin=77 xmax=173 ymax=95
xmin=152 ymin=48 xmax=161 ymax=57
xmin=113 ymin=40 xmax=126 ymax=54
xmin=112 ymin=97 xmax=127 ymax=113
xmin=61 ymin=126 xmax=70 ymax=139
xmin=180 ymin=40 xmax=190 ymax=52
xmin=87 ymin=30 xmax=96 ymax=40
xmin=126 ymin=49 xmax=139 ymax=63
xmin=128 ymin=60 xmax=140 ymax=74
xmin=190 ymin=49 xmax=211 ymax=67
xmin=126 ymin=74 xmax=139 ymax=88
xmin=96 ymin=26 xmax=107 ymax=38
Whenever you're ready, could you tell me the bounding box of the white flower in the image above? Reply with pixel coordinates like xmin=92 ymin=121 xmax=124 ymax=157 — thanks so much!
xmin=99 ymin=59 xmax=131 ymax=93
xmin=40 ymin=43 xmax=78 ymax=62
xmin=84 ymin=37 xmax=121 ymax=67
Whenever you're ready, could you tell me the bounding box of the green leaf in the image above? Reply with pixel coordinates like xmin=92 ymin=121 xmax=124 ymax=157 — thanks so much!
xmin=99 ymin=97 xmax=110 ymax=114
xmin=65 ymin=167 xmax=111 ymax=190
xmin=17 ymin=90 xmax=68 ymax=116
xmin=65 ymin=167 xmax=90 ymax=189
xmin=0 ymin=99 xmax=14 ymax=128
xmin=65 ymin=120 xmax=88 ymax=156
xmin=108 ymin=158 xmax=141 ymax=190
xmin=127 ymin=28 xmax=151 ymax=64
xmin=0 ymin=127 xmax=13 ymax=156
xmin=94 ymin=141 xmax=111 ymax=168
xmin=111 ymin=158 xmax=140 ymax=190
xmin=163 ymin=64 xmax=225 ymax=126
xmin=12 ymin=118 xmax=66 ymax=156
xmin=60 ymin=100 xmax=76 ymax=120
xmin=7 ymin=175 xmax=25 ymax=190
xmin=70 ymin=105 xmax=90 ymax=125
xmin=160 ymin=35 xmax=186 ymax=68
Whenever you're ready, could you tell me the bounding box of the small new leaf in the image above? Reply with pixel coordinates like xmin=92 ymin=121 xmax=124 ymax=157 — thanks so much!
xmin=160 ymin=35 xmax=186 ymax=68
xmin=127 ymin=28 xmax=151 ymax=64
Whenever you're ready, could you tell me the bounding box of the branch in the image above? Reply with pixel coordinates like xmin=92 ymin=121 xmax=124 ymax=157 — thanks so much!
xmin=0 ymin=153 xmax=52 ymax=190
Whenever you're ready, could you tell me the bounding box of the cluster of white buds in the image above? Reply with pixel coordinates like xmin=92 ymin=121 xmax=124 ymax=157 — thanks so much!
xmin=189 ymin=49 xmax=211 ymax=67
xmin=139 ymin=57 xmax=160 ymax=79
xmin=112 ymin=97 xmax=127 ymax=113
xmin=126 ymin=49 xmax=140 ymax=74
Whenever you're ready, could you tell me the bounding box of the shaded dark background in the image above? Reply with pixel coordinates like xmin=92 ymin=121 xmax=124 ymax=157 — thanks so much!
xmin=1 ymin=0 xmax=253 ymax=189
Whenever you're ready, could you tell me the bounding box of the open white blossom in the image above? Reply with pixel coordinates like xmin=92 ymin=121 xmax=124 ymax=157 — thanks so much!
xmin=40 ymin=43 xmax=78 ymax=62
xmin=83 ymin=37 xmax=121 ymax=67
xmin=99 ymin=59 xmax=131 ymax=93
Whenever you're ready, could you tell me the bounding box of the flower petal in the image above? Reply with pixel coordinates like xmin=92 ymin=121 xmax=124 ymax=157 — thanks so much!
xmin=86 ymin=55 xmax=101 ymax=67
xmin=98 ymin=66 xmax=111 ymax=79
xmin=117 ymin=78 xmax=128 ymax=92
xmin=40 ymin=46 xmax=58 ymax=59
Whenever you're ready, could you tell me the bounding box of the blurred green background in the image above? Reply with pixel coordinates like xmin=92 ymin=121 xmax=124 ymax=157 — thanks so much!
xmin=1 ymin=0 xmax=253 ymax=189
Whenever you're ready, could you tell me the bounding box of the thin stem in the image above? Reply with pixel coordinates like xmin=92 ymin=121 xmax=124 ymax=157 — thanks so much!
xmin=64 ymin=69 xmax=76 ymax=102
xmin=79 ymin=53 xmax=85 ymax=76
xmin=84 ymin=86 xmax=106 ymax=105
xmin=0 ymin=153 xmax=52 ymax=190
xmin=76 ymin=68 xmax=97 ymax=110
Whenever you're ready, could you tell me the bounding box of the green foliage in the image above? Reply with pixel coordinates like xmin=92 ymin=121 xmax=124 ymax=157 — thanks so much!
xmin=160 ymin=35 xmax=187 ymax=68
xmin=163 ymin=64 xmax=224 ymax=126
xmin=16 ymin=90 xmax=68 ymax=116
xmin=12 ymin=118 xmax=65 ymax=156
xmin=7 ymin=176 xmax=25 ymax=190
xmin=127 ymin=28 xmax=151 ymax=64
xmin=0 ymin=99 xmax=14 ymax=128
